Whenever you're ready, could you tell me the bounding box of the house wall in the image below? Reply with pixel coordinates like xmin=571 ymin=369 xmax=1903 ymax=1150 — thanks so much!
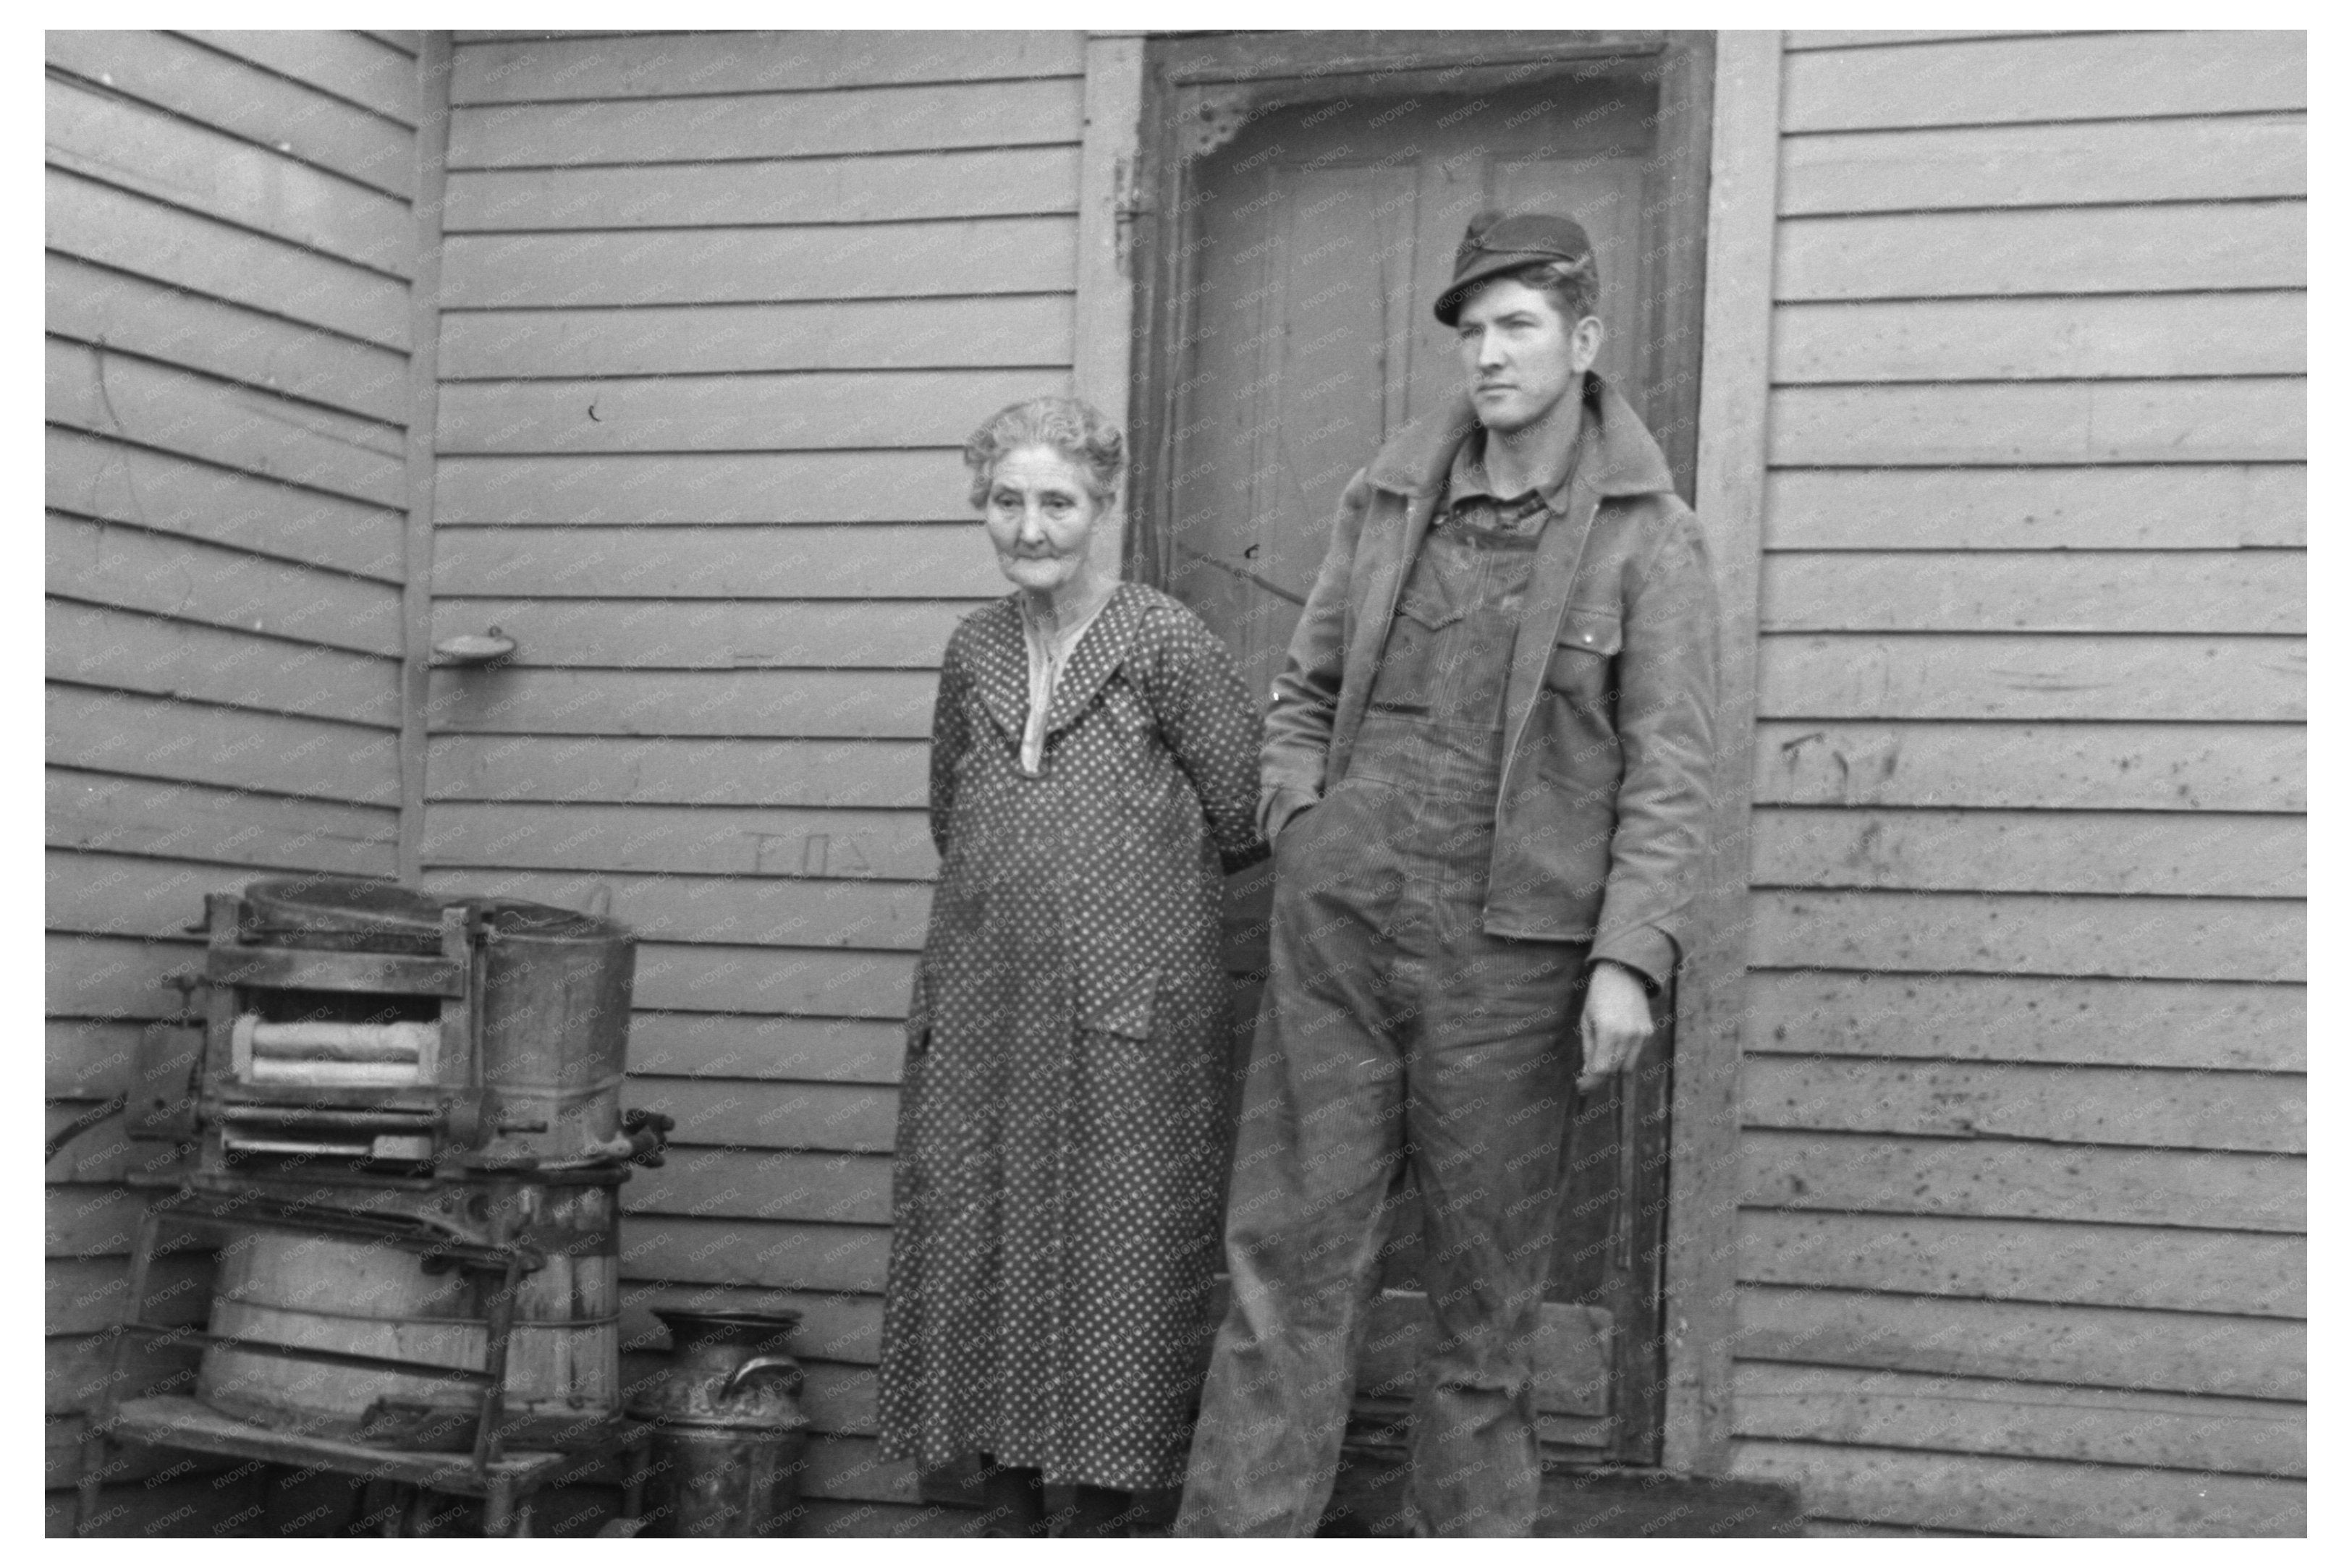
xmin=423 ymin=28 xmax=1086 ymax=1532
xmin=1723 ymin=29 xmax=2306 ymax=1536
xmin=43 ymin=28 xmax=429 ymax=1533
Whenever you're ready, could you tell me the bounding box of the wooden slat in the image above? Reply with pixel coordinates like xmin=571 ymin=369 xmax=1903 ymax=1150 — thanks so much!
xmin=1764 ymin=465 xmax=2304 ymax=550
xmin=1780 ymin=31 xmax=2305 ymax=132
xmin=47 ymin=428 xmax=405 ymax=581
xmin=46 ymin=1020 xmax=150 ymax=1098
xmin=629 ymin=1148 xmax=893 ymax=1226
xmin=450 ymin=30 xmax=1084 ymax=101
xmin=447 ymin=80 xmax=1080 ymax=167
xmin=426 ymin=801 xmax=931 ymax=876
xmin=431 ymin=523 xmax=999 ymax=596
xmin=1742 ymin=1131 xmax=2303 ymax=1232
xmin=48 ymin=687 xmax=400 ymax=806
xmin=439 ymin=217 xmax=1076 ymax=308
xmin=45 ymin=30 xmax=415 ymax=197
xmin=1745 ymin=1056 xmax=2303 ymax=1155
xmin=1731 ymin=1438 xmax=2304 ymax=1536
xmin=1782 ymin=113 xmax=2304 ymax=214
xmin=1751 ymin=891 xmax=2301 ymax=983
xmin=181 ymin=30 xmax=418 ymax=124
xmin=46 ymin=339 xmax=406 ymax=509
xmin=48 ymin=849 xmax=294 ymax=939
xmin=46 ymin=1103 xmax=139 ymax=1185
xmin=1761 ymin=551 xmax=2302 ymax=635
xmin=47 ymin=1332 xmax=204 ymax=1416
xmin=48 ymin=514 xmax=402 ymax=656
xmin=619 ymin=1216 xmax=889 ymax=1294
xmin=439 ymin=295 xmax=1074 ymax=378
xmin=620 ymin=1014 xmax=902 ymax=1085
xmin=47 ymin=170 xmax=410 ymax=350
xmin=1777 ymin=203 xmax=2305 ymax=301
xmin=45 ymin=254 xmax=410 ymax=425
xmin=428 ymin=734 xmax=928 ymax=806
xmin=629 ymin=1078 xmax=897 ymax=1153
xmin=1752 ymin=721 xmax=2304 ymax=813
xmin=46 ymin=1182 xmax=166 ymax=1258
xmin=440 ymin=368 xmax=1066 ymax=455
xmin=1771 ymin=378 xmax=2304 ymax=467
xmin=1737 ymin=1284 xmax=2303 ymax=1401
xmin=47 ymin=600 xmax=401 ymax=727
xmin=364 ymin=30 xmax=421 ymax=56
xmin=426 ymin=599 xmax=971 ymax=669
xmin=1743 ymin=972 xmax=2302 ymax=1073
xmin=1772 ymin=293 xmax=2306 ymax=383
xmin=635 ymin=944 xmax=918 ymax=1017
xmin=445 ymin=146 xmax=1080 ymax=231
xmin=47 ymin=1254 xmax=211 ymax=1336
xmin=1757 ymin=634 xmax=2304 ymax=722
xmin=1784 ymin=30 xmax=2072 ymax=49
xmin=426 ymin=669 xmax=939 ymax=739
xmin=436 ymin=459 xmax=991 ymax=530
xmin=442 ymin=369 xmax=1067 ymax=456
xmin=418 ymin=866 xmax=931 ymax=951
xmin=1740 ymin=1211 xmax=2302 ymax=1318
xmin=48 ymin=769 xmax=398 ymax=879
xmin=1751 ymin=807 xmax=2304 ymax=897
xmin=1735 ymin=1363 xmax=2302 ymax=1478
xmin=614 ymin=1283 xmax=882 ymax=1365
xmin=46 ymin=76 xmax=412 ymax=276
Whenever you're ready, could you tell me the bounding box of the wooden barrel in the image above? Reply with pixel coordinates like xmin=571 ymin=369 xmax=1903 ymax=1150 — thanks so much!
xmin=198 ymin=1183 xmax=621 ymax=1449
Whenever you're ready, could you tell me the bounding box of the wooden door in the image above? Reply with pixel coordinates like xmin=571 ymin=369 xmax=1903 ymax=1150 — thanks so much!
xmin=1138 ymin=38 xmax=1712 ymax=1470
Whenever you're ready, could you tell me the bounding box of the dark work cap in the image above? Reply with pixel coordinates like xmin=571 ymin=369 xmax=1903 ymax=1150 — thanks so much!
xmin=1434 ymin=210 xmax=1595 ymax=325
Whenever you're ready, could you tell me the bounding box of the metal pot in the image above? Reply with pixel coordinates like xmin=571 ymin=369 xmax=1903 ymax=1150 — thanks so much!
xmin=626 ymin=1309 xmax=810 ymax=1538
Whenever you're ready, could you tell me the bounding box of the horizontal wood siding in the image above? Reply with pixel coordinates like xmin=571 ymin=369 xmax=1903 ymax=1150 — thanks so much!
xmin=1733 ymin=30 xmax=2305 ymax=1537
xmin=43 ymin=29 xmax=421 ymax=1530
xmin=427 ymin=30 xmax=1085 ymax=1514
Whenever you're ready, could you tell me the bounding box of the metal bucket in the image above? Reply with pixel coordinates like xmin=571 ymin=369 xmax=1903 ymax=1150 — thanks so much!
xmin=627 ymin=1310 xmax=810 ymax=1538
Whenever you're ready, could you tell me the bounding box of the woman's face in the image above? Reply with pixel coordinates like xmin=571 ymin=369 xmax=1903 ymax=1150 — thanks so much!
xmin=983 ymin=444 xmax=1101 ymax=595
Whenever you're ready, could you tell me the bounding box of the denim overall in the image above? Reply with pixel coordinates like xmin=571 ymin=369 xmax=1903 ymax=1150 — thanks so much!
xmin=1180 ymin=477 xmax=1589 ymax=1537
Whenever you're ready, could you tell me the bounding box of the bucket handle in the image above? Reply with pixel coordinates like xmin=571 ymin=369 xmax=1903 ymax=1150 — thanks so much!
xmin=722 ymin=1353 xmax=803 ymax=1399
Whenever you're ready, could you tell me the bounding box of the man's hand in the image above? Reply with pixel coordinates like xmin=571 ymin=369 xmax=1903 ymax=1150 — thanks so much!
xmin=1578 ymin=961 xmax=1654 ymax=1093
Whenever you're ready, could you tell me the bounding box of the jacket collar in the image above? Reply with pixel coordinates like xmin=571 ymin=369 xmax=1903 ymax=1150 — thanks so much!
xmin=1362 ymin=372 xmax=1678 ymax=502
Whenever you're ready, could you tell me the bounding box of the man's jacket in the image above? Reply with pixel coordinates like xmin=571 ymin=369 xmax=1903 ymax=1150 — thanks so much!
xmin=1259 ymin=373 xmax=1719 ymax=985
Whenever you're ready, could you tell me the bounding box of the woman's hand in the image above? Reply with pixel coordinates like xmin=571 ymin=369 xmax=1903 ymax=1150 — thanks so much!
xmin=1577 ymin=960 xmax=1654 ymax=1093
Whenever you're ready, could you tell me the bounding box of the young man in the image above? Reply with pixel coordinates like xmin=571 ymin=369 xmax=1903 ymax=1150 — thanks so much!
xmin=1177 ymin=211 xmax=1719 ymax=1537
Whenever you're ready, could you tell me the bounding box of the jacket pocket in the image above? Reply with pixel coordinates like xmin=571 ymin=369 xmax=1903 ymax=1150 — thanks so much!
xmin=1078 ymin=967 xmax=1159 ymax=1041
xmin=1543 ymin=606 xmax=1623 ymax=695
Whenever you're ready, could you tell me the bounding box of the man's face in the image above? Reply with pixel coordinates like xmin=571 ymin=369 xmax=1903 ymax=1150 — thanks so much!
xmin=1455 ymin=278 xmax=1603 ymax=435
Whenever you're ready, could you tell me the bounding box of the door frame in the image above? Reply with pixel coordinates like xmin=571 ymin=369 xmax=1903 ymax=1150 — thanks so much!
xmin=1110 ymin=28 xmax=1774 ymax=1478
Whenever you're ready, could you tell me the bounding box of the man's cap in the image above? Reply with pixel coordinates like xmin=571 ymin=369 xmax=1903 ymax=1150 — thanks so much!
xmin=1434 ymin=210 xmax=1595 ymax=326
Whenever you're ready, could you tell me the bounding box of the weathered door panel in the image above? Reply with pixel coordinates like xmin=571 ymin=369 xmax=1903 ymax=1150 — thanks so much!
xmin=1154 ymin=59 xmax=1700 ymax=1467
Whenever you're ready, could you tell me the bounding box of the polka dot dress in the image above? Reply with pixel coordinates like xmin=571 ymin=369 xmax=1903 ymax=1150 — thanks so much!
xmin=877 ymin=583 xmax=1267 ymax=1492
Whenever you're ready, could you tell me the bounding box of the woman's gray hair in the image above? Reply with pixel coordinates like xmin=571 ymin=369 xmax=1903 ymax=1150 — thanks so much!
xmin=963 ymin=397 xmax=1126 ymax=509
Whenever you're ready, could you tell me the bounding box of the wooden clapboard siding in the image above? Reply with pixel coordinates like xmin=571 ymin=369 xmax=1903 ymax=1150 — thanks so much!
xmin=46 ymin=30 xmax=416 ymax=197
xmin=1761 ymin=551 xmax=2302 ymax=634
xmin=427 ymin=35 xmax=1091 ymax=1449
xmin=1736 ymin=30 xmax=2306 ymax=1535
xmin=445 ymin=147 xmax=1082 ymax=231
xmin=439 ymin=296 xmax=1075 ymax=379
xmin=1753 ymin=723 xmax=2303 ymax=813
xmin=427 ymin=601 xmax=978 ymax=670
xmin=1749 ymin=807 xmax=2303 ymax=897
xmin=1741 ymin=1131 xmax=2303 ymax=1233
xmin=1745 ymin=972 xmax=2301 ymax=1074
xmin=1773 ymin=294 xmax=2305 ymax=383
xmin=43 ymin=32 xmax=427 ymax=1529
xmin=437 ymin=368 xmax=1065 ymax=454
xmin=45 ymin=255 xmax=411 ymax=425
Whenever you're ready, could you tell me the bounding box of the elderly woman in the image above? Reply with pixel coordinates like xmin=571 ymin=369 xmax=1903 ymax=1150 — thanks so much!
xmin=876 ymin=397 xmax=1266 ymax=1537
